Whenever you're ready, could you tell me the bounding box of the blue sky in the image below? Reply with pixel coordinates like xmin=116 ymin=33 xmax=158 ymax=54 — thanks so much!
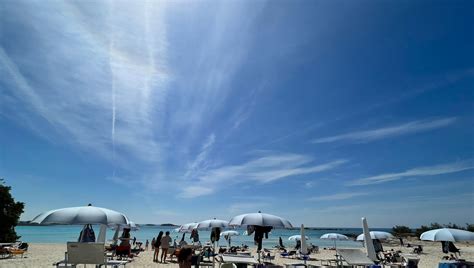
xmin=1 ymin=0 xmax=473 ymax=228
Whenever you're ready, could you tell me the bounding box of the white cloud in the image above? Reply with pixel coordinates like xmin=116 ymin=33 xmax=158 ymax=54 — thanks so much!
xmin=0 ymin=1 xmax=169 ymax=167
xmin=185 ymin=133 xmax=216 ymax=178
xmin=179 ymin=186 xmax=215 ymax=198
xmin=312 ymin=118 xmax=456 ymax=144
xmin=349 ymin=160 xmax=474 ymax=186
xmin=180 ymin=153 xmax=347 ymax=198
xmin=308 ymin=192 xmax=369 ymax=201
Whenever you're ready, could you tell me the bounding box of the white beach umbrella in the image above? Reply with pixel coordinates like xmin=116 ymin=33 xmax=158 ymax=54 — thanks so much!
xmin=420 ymin=228 xmax=474 ymax=242
xmin=288 ymin=235 xmax=309 ymax=241
xmin=356 ymin=231 xmax=394 ymax=241
xmin=178 ymin=222 xmax=198 ymax=233
xmin=220 ymin=230 xmax=240 ymax=237
xmin=31 ymin=205 xmax=129 ymax=225
xmin=228 ymin=211 xmax=293 ymax=228
xmin=320 ymin=233 xmax=349 ymax=240
xmin=32 ymin=205 xmax=129 ymax=244
xmin=221 ymin=230 xmax=240 ymax=247
xmin=321 ymin=233 xmax=349 ymax=250
xmin=362 ymin=217 xmax=377 ymax=262
xmin=196 ymin=218 xmax=228 ymax=267
xmin=195 ymin=219 xmax=229 ymax=229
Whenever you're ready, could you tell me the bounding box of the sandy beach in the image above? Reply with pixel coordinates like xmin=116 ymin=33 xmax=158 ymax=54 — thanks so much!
xmin=1 ymin=239 xmax=473 ymax=268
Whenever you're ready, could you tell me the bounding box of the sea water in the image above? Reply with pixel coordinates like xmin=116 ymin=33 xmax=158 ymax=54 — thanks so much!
xmin=15 ymin=225 xmax=391 ymax=248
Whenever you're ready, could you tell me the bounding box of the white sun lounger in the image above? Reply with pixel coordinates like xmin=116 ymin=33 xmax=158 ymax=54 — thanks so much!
xmin=221 ymin=255 xmax=259 ymax=264
xmin=54 ymin=242 xmax=129 ymax=267
xmin=337 ymin=248 xmax=375 ymax=267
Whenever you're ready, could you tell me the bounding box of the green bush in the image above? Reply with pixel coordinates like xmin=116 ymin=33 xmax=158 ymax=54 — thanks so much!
xmin=392 ymin=225 xmax=413 ymax=236
xmin=0 ymin=179 xmax=25 ymax=242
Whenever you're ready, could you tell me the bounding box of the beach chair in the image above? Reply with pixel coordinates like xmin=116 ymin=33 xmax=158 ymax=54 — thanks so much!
xmin=115 ymin=245 xmax=132 ymax=260
xmin=336 ymin=248 xmax=375 ymax=267
xmin=280 ymin=250 xmax=297 ymax=258
xmin=413 ymin=245 xmax=423 ymax=254
xmin=401 ymin=253 xmax=420 ymax=267
xmin=0 ymin=247 xmax=12 ymax=259
xmin=220 ymin=263 xmax=237 ymax=268
xmin=54 ymin=242 xmax=129 ymax=267
xmin=9 ymin=248 xmax=27 ymax=258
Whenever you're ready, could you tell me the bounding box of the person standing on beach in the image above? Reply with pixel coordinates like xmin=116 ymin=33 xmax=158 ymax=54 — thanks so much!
xmin=153 ymin=231 xmax=163 ymax=262
xmin=160 ymin=231 xmax=172 ymax=263
xmin=145 ymin=239 xmax=149 ymax=250
xmin=151 ymin=237 xmax=156 ymax=250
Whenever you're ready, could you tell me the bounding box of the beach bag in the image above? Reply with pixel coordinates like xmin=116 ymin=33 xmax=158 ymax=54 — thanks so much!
xmin=78 ymin=224 xmax=96 ymax=242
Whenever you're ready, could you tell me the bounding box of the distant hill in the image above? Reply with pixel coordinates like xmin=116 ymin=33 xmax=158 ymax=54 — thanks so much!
xmin=159 ymin=223 xmax=178 ymax=227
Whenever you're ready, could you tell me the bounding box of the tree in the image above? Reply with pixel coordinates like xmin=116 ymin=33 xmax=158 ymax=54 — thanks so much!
xmin=0 ymin=179 xmax=25 ymax=242
xmin=466 ymin=224 xmax=474 ymax=232
xmin=415 ymin=225 xmax=432 ymax=238
xmin=392 ymin=225 xmax=413 ymax=236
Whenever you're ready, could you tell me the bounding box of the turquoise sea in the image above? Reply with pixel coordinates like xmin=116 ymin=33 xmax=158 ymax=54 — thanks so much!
xmin=15 ymin=226 xmax=391 ymax=248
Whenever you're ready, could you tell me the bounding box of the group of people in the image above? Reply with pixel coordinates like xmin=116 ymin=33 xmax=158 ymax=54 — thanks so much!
xmin=151 ymin=231 xmax=173 ymax=263
xmin=147 ymin=229 xmax=203 ymax=267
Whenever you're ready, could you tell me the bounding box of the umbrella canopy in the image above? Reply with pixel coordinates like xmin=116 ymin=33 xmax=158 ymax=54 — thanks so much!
xmin=220 ymin=230 xmax=240 ymax=237
xmin=221 ymin=230 xmax=239 ymax=247
xmin=320 ymin=233 xmax=349 ymax=240
xmin=177 ymin=222 xmax=198 ymax=233
xmin=288 ymin=235 xmax=309 ymax=241
xmin=31 ymin=205 xmax=129 ymax=225
xmin=228 ymin=212 xmax=293 ymax=228
xmin=195 ymin=219 xmax=228 ymax=229
xmin=356 ymin=231 xmax=394 ymax=241
xmin=110 ymin=221 xmax=139 ymax=231
xmin=420 ymin=228 xmax=474 ymax=242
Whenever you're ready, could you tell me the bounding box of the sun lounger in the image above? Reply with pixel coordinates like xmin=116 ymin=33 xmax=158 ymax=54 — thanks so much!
xmin=400 ymin=253 xmax=420 ymax=267
xmin=280 ymin=250 xmax=297 ymax=258
xmin=54 ymin=242 xmax=129 ymax=267
xmin=0 ymin=247 xmax=12 ymax=259
xmin=9 ymin=248 xmax=27 ymax=258
xmin=337 ymin=248 xmax=375 ymax=266
xmin=220 ymin=264 xmax=238 ymax=268
xmin=284 ymin=264 xmax=307 ymax=268
xmin=221 ymin=255 xmax=258 ymax=264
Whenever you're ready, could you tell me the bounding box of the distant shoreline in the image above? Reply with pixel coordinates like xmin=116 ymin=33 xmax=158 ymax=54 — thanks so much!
xmin=17 ymin=221 xmax=179 ymax=227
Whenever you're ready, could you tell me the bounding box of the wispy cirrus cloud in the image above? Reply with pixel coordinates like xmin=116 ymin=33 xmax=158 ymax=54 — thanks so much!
xmin=0 ymin=1 xmax=169 ymax=167
xmin=349 ymin=160 xmax=474 ymax=186
xmin=308 ymin=192 xmax=369 ymax=201
xmin=184 ymin=133 xmax=216 ymax=179
xmin=312 ymin=118 xmax=456 ymax=144
xmin=180 ymin=153 xmax=347 ymax=198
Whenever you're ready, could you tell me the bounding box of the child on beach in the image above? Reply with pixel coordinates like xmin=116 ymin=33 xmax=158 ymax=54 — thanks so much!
xmin=145 ymin=239 xmax=149 ymax=250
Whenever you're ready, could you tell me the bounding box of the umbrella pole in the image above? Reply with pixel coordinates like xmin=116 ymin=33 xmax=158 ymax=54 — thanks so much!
xmin=213 ymin=241 xmax=216 ymax=268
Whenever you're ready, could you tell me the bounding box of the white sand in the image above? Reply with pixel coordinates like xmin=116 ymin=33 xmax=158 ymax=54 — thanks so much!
xmin=1 ymin=240 xmax=473 ymax=267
